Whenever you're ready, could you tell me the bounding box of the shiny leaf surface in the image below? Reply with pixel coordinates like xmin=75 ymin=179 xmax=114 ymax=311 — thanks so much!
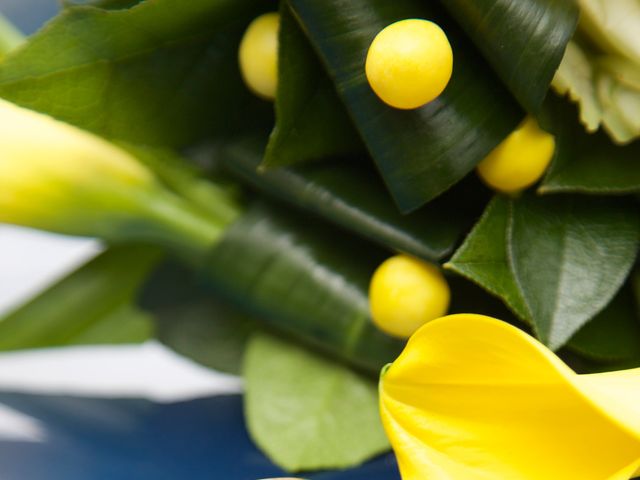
xmin=223 ymin=137 xmax=483 ymax=261
xmin=204 ymin=201 xmax=405 ymax=374
xmin=438 ymin=0 xmax=578 ymax=112
xmin=264 ymin=3 xmax=363 ymax=167
xmin=289 ymin=0 xmax=522 ymax=212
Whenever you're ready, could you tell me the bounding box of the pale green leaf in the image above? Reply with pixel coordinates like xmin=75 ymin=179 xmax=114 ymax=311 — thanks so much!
xmin=244 ymin=332 xmax=389 ymax=472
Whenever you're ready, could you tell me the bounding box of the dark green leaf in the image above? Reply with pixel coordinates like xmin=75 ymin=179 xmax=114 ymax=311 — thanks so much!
xmin=447 ymin=194 xmax=640 ymax=350
xmin=289 ymin=0 xmax=522 ymax=212
xmin=223 ymin=136 xmax=483 ymax=261
xmin=244 ymin=332 xmax=389 ymax=472
xmin=445 ymin=196 xmax=531 ymax=321
xmin=438 ymin=0 xmax=578 ymax=112
xmin=567 ymin=286 xmax=640 ymax=363
xmin=204 ymin=201 xmax=405 ymax=374
xmin=540 ymin=99 xmax=640 ymax=195
xmin=509 ymin=194 xmax=640 ymax=349
xmin=264 ymin=3 xmax=363 ymax=167
xmin=0 ymin=245 xmax=160 ymax=350
xmin=140 ymin=259 xmax=256 ymax=375
xmin=0 ymin=0 xmax=272 ymax=147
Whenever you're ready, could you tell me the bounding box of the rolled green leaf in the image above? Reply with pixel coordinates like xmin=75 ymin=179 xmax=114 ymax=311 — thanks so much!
xmin=223 ymin=136 xmax=482 ymax=262
xmin=0 ymin=245 xmax=160 ymax=350
xmin=140 ymin=259 xmax=257 ymax=376
xmin=437 ymin=0 xmax=578 ymax=112
xmin=203 ymin=201 xmax=405 ymax=374
xmin=264 ymin=3 xmax=363 ymax=168
xmin=289 ymin=0 xmax=522 ymax=212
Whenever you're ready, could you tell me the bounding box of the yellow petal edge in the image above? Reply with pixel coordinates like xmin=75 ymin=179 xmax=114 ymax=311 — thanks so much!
xmin=380 ymin=314 xmax=640 ymax=480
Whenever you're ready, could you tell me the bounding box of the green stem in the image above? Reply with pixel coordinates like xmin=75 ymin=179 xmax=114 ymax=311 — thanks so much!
xmin=143 ymin=189 xmax=231 ymax=264
xmin=0 ymin=12 xmax=25 ymax=57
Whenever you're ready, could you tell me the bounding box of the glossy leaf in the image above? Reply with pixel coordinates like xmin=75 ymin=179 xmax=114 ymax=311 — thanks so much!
xmin=289 ymin=0 xmax=522 ymax=212
xmin=567 ymin=286 xmax=640 ymax=363
xmin=139 ymin=259 xmax=256 ymax=375
xmin=438 ymin=0 xmax=578 ymax=112
xmin=264 ymin=3 xmax=363 ymax=167
xmin=447 ymin=194 xmax=640 ymax=350
xmin=204 ymin=201 xmax=405 ymax=374
xmin=509 ymin=194 xmax=640 ymax=349
xmin=0 ymin=0 xmax=272 ymax=147
xmin=540 ymin=99 xmax=640 ymax=195
xmin=223 ymin=137 xmax=483 ymax=261
xmin=0 ymin=245 xmax=160 ymax=350
xmin=244 ymin=332 xmax=389 ymax=472
xmin=445 ymin=196 xmax=530 ymax=321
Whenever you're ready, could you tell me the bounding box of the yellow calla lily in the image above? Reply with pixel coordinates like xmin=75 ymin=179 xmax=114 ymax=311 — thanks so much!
xmin=380 ymin=314 xmax=640 ymax=480
xmin=0 ymin=98 xmax=221 ymax=255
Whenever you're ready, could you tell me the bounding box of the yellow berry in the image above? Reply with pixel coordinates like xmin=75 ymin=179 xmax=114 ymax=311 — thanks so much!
xmin=365 ymin=19 xmax=453 ymax=110
xmin=369 ymin=254 xmax=450 ymax=339
xmin=238 ymin=12 xmax=279 ymax=100
xmin=477 ymin=116 xmax=556 ymax=194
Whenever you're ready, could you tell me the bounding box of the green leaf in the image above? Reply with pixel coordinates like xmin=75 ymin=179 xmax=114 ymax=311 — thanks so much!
xmin=0 ymin=0 xmax=272 ymax=147
xmin=140 ymin=259 xmax=256 ymax=375
xmin=0 ymin=245 xmax=161 ymax=350
xmin=566 ymin=285 xmax=640 ymax=362
xmin=244 ymin=332 xmax=389 ymax=472
xmin=509 ymin=194 xmax=640 ymax=349
xmin=289 ymin=0 xmax=522 ymax=212
xmin=223 ymin=136 xmax=483 ymax=261
xmin=447 ymin=194 xmax=640 ymax=350
xmin=445 ymin=196 xmax=531 ymax=321
xmin=540 ymin=98 xmax=640 ymax=195
xmin=204 ymin=201 xmax=405 ymax=374
xmin=438 ymin=0 xmax=578 ymax=112
xmin=264 ymin=3 xmax=363 ymax=168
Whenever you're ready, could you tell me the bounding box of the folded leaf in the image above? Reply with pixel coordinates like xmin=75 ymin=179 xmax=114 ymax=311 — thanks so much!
xmin=447 ymin=194 xmax=640 ymax=350
xmin=223 ymin=137 xmax=481 ymax=261
xmin=0 ymin=0 xmax=272 ymax=147
xmin=139 ymin=259 xmax=256 ymax=375
xmin=438 ymin=0 xmax=578 ymax=112
xmin=0 ymin=245 xmax=160 ymax=350
xmin=204 ymin=201 xmax=405 ymax=374
xmin=244 ymin=332 xmax=389 ymax=472
xmin=289 ymin=0 xmax=522 ymax=212
xmin=509 ymin=193 xmax=640 ymax=349
xmin=264 ymin=3 xmax=363 ymax=167
xmin=445 ymin=196 xmax=531 ymax=321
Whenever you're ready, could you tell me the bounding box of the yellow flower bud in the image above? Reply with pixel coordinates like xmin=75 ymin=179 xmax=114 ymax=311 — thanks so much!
xmin=477 ymin=116 xmax=556 ymax=194
xmin=380 ymin=314 xmax=640 ymax=480
xmin=0 ymin=98 xmax=221 ymax=255
xmin=369 ymin=255 xmax=450 ymax=338
xmin=365 ymin=19 xmax=453 ymax=110
xmin=238 ymin=12 xmax=279 ymax=100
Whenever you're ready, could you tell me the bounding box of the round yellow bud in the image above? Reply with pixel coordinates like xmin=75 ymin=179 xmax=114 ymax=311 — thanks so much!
xmin=369 ymin=255 xmax=450 ymax=339
xmin=238 ymin=12 xmax=279 ymax=100
xmin=365 ymin=19 xmax=453 ymax=110
xmin=477 ymin=116 xmax=556 ymax=194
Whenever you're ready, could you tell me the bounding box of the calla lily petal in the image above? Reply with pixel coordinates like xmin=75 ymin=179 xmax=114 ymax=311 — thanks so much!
xmin=380 ymin=314 xmax=640 ymax=480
